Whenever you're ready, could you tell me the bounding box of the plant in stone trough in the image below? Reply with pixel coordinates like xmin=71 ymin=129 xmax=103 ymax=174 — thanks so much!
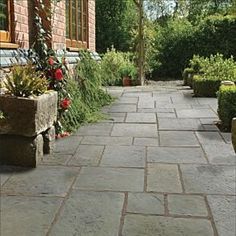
xmin=5 ymin=64 xmax=48 ymax=97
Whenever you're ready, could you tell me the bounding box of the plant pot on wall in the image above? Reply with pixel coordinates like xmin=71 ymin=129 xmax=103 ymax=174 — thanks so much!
xmin=122 ymin=76 xmax=132 ymax=86
xmin=0 ymin=91 xmax=58 ymax=167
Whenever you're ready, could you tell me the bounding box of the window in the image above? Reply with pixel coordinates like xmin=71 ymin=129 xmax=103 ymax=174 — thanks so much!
xmin=0 ymin=0 xmax=12 ymax=42
xmin=66 ymin=0 xmax=88 ymax=49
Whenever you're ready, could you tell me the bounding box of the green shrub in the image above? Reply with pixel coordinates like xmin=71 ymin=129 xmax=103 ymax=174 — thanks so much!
xmin=193 ymin=75 xmax=222 ymax=97
xmin=5 ymin=64 xmax=48 ymax=97
xmin=218 ymin=85 xmax=236 ymax=131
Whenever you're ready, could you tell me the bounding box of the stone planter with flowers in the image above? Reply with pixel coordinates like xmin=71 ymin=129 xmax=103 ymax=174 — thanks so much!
xmin=0 ymin=64 xmax=58 ymax=167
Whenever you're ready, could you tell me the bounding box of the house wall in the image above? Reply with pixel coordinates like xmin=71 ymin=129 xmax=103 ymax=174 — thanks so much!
xmin=10 ymin=0 xmax=96 ymax=51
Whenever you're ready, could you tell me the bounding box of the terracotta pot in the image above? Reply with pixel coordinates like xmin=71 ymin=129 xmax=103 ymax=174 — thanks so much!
xmin=122 ymin=76 xmax=132 ymax=86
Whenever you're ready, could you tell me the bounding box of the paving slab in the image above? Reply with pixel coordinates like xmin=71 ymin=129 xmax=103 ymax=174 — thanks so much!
xmin=1 ymin=196 xmax=62 ymax=236
xmin=40 ymin=154 xmax=72 ymax=166
xmin=109 ymin=104 xmax=137 ymax=113
xmin=75 ymin=123 xmax=113 ymax=136
xmin=81 ymin=136 xmax=133 ymax=146
xmin=168 ymin=194 xmax=208 ymax=216
xmin=147 ymin=163 xmax=182 ymax=193
xmin=207 ymin=195 xmax=236 ymax=236
xmin=180 ymin=164 xmax=236 ymax=194
xmin=138 ymin=108 xmax=175 ymax=113
xmin=2 ymin=166 xmax=79 ymax=197
xmin=122 ymin=215 xmax=214 ymax=236
xmin=105 ymin=112 xmax=126 ymax=123
xmin=147 ymin=147 xmax=207 ymax=164
xmin=196 ymin=131 xmax=226 ymax=145
xmin=68 ymin=145 xmax=104 ymax=166
xmin=100 ymin=145 xmax=145 ymax=168
xmin=133 ymin=137 xmax=159 ymax=146
xmin=221 ymin=132 xmax=232 ymax=143
xmin=157 ymin=112 xmax=176 ymax=118
xmin=202 ymin=144 xmax=236 ymax=165
xmin=114 ymin=97 xmax=138 ymax=104
xmin=125 ymin=113 xmax=156 ymax=123
xmin=176 ymin=109 xmax=217 ymax=118
xmin=74 ymin=167 xmax=144 ymax=192
xmin=50 ymin=191 xmax=124 ymax=236
xmin=159 ymin=131 xmax=199 ymax=146
xmin=54 ymin=136 xmax=82 ymax=154
xmin=158 ymin=118 xmax=203 ymax=131
xmin=111 ymin=123 xmax=158 ymax=137
xmin=127 ymin=193 xmax=164 ymax=214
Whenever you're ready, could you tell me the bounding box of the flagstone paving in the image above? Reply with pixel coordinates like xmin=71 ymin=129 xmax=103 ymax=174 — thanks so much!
xmin=1 ymin=84 xmax=236 ymax=236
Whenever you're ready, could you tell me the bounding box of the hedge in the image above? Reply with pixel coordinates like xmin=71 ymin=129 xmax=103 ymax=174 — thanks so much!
xmin=218 ymin=85 xmax=236 ymax=131
xmin=193 ymin=75 xmax=222 ymax=97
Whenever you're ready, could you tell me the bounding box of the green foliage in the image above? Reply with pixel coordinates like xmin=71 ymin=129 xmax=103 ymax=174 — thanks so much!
xmin=193 ymin=75 xmax=222 ymax=97
xmin=119 ymin=61 xmax=137 ymax=79
xmin=218 ymin=85 xmax=236 ymax=131
xmin=183 ymin=67 xmax=195 ymax=86
xmin=0 ymin=110 xmax=4 ymax=119
xmin=100 ymin=48 xmax=137 ymax=85
xmin=96 ymin=0 xmax=138 ymax=53
xmin=5 ymin=64 xmax=48 ymax=97
xmin=60 ymin=51 xmax=113 ymax=133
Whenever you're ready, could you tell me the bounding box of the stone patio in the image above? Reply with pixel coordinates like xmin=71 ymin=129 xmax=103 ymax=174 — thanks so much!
xmin=1 ymin=84 xmax=235 ymax=236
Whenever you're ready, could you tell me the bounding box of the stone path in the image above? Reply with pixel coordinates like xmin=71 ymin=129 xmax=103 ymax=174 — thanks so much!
xmin=1 ymin=84 xmax=236 ymax=236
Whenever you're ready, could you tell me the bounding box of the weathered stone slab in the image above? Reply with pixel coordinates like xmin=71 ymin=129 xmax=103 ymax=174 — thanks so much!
xmin=138 ymin=108 xmax=175 ymax=113
xmin=147 ymin=163 xmax=182 ymax=193
xmin=157 ymin=112 xmax=176 ymax=118
xmin=54 ymin=136 xmax=82 ymax=154
xmin=180 ymin=164 xmax=236 ymax=194
xmin=42 ymin=126 xmax=55 ymax=154
xmin=127 ymin=193 xmax=164 ymax=214
xmin=168 ymin=194 xmax=208 ymax=216
xmin=1 ymin=196 xmax=62 ymax=236
xmin=126 ymin=113 xmax=156 ymax=123
xmin=123 ymin=92 xmax=152 ymax=97
xmin=202 ymin=144 xmax=236 ymax=164
xmin=109 ymin=104 xmax=137 ymax=113
xmin=115 ymin=97 xmax=138 ymax=104
xmin=207 ymin=195 xmax=236 ymax=236
xmin=2 ymin=166 xmax=79 ymax=196
xmin=75 ymin=167 xmax=144 ymax=191
xmin=147 ymin=147 xmax=206 ymax=164
xmin=134 ymin=137 xmax=159 ymax=146
xmin=176 ymin=109 xmax=217 ymax=118
xmin=196 ymin=131 xmax=225 ymax=146
xmin=138 ymin=99 xmax=155 ymax=109
xmin=0 ymin=91 xmax=58 ymax=137
xmin=68 ymin=145 xmax=104 ymax=166
xmin=105 ymin=112 xmax=126 ymax=123
xmin=158 ymin=118 xmax=203 ymax=131
xmin=159 ymin=131 xmax=199 ymax=146
xmin=100 ymin=145 xmax=145 ymax=168
xmin=111 ymin=124 xmax=158 ymax=137
xmin=51 ymin=191 xmax=124 ymax=236
xmin=40 ymin=154 xmax=72 ymax=166
xmin=75 ymin=123 xmax=113 ymax=136
xmin=0 ymin=134 xmax=43 ymax=167
xmin=81 ymin=136 xmax=133 ymax=145
xmin=122 ymin=215 xmax=214 ymax=236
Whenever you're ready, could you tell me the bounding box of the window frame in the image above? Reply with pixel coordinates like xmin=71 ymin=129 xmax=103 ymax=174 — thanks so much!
xmin=66 ymin=0 xmax=88 ymax=49
xmin=0 ymin=0 xmax=13 ymax=43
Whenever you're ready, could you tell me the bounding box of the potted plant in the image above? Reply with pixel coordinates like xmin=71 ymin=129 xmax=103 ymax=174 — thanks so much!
xmin=0 ymin=64 xmax=58 ymax=167
xmin=120 ymin=62 xmax=137 ymax=86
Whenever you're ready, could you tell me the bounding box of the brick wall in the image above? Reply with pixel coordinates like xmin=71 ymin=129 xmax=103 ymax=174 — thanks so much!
xmin=13 ymin=0 xmax=29 ymax=48
xmin=51 ymin=0 xmax=66 ymax=50
xmin=88 ymin=0 xmax=96 ymax=51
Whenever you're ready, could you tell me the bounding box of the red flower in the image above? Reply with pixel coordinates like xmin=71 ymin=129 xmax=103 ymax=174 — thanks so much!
xmin=55 ymin=69 xmax=63 ymax=81
xmin=48 ymin=57 xmax=54 ymax=66
xmin=60 ymin=98 xmax=71 ymax=110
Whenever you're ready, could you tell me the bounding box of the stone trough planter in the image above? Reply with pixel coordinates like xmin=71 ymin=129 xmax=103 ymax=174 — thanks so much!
xmin=0 ymin=91 xmax=58 ymax=167
xmin=232 ymin=118 xmax=236 ymax=153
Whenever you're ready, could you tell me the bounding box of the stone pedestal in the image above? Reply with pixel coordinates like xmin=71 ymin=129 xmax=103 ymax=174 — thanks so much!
xmin=232 ymin=118 xmax=236 ymax=153
xmin=0 ymin=134 xmax=43 ymax=167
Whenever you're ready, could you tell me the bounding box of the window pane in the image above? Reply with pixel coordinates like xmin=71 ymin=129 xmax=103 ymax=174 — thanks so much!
xmin=71 ymin=0 xmax=76 ymax=39
xmin=66 ymin=0 xmax=70 ymax=37
xmin=82 ymin=0 xmax=87 ymax=42
xmin=77 ymin=0 xmax=82 ymax=40
xmin=0 ymin=0 xmax=8 ymax=31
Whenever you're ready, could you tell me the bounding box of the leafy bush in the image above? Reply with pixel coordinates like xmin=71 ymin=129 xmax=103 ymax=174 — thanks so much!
xmin=218 ymin=85 xmax=236 ymax=131
xmin=193 ymin=75 xmax=222 ymax=97
xmin=100 ymin=48 xmax=137 ymax=85
xmin=119 ymin=61 xmax=137 ymax=79
xmin=5 ymin=64 xmax=48 ymax=97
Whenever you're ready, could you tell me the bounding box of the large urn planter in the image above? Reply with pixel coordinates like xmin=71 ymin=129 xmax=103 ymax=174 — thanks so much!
xmin=0 ymin=91 xmax=58 ymax=167
xmin=232 ymin=118 xmax=236 ymax=153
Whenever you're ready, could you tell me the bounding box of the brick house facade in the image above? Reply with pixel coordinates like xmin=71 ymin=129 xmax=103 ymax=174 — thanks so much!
xmin=0 ymin=0 xmax=96 ymax=52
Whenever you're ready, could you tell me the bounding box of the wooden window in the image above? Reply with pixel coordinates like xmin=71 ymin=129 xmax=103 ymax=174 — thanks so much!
xmin=0 ymin=0 xmax=12 ymax=42
xmin=66 ymin=0 xmax=88 ymax=49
